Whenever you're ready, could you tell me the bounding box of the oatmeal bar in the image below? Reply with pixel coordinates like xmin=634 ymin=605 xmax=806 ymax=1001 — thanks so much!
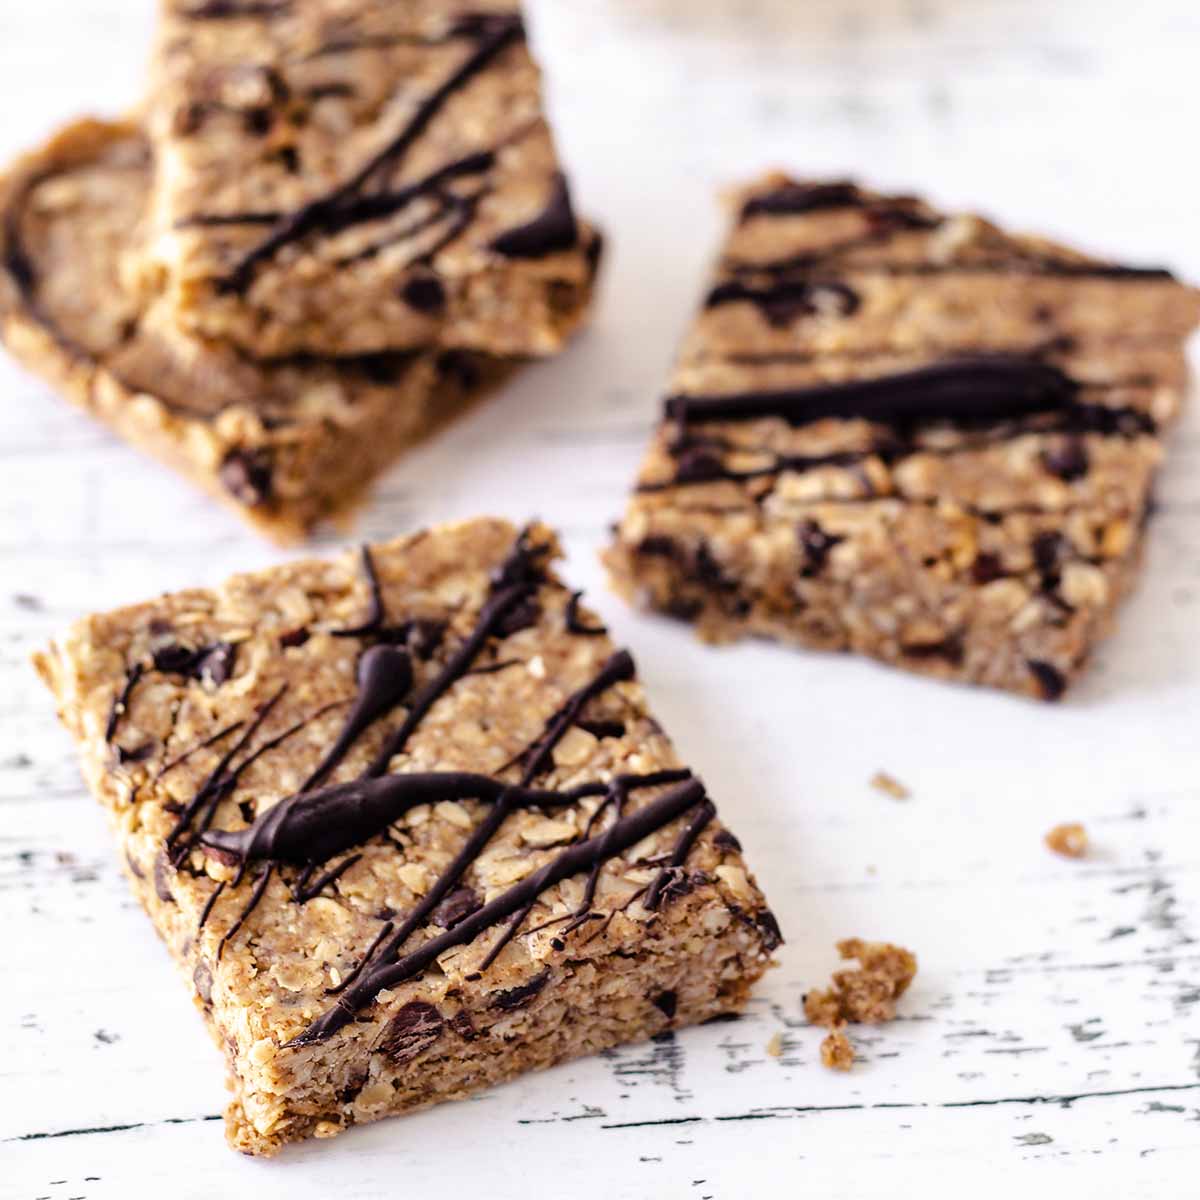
xmin=0 ymin=120 xmax=596 ymax=542
xmin=141 ymin=2 xmax=600 ymax=358
xmin=606 ymin=175 xmax=1200 ymax=699
xmin=34 ymin=518 xmax=780 ymax=1155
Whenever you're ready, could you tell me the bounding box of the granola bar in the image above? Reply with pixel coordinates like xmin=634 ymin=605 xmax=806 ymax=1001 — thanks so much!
xmin=606 ymin=175 xmax=1200 ymax=699
xmin=0 ymin=120 xmax=595 ymax=541
xmin=34 ymin=518 xmax=780 ymax=1154
xmin=141 ymin=2 xmax=600 ymax=357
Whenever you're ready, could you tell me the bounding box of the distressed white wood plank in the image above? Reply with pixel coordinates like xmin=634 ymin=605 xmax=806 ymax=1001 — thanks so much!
xmin=3 ymin=1 xmax=1200 ymax=1197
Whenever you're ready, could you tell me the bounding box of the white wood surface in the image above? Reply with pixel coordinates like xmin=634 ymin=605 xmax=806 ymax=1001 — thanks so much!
xmin=4 ymin=2 xmax=1200 ymax=1196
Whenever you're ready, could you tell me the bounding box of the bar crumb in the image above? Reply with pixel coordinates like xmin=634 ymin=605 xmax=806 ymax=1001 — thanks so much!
xmin=820 ymin=1029 xmax=855 ymax=1071
xmin=805 ymin=938 xmax=918 ymax=1071
xmin=1045 ymin=822 xmax=1088 ymax=859
xmin=870 ymin=771 xmax=910 ymax=800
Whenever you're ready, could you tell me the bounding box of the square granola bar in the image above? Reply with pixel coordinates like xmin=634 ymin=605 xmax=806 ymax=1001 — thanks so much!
xmin=142 ymin=1 xmax=600 ymax=357
xmin=606 ymin=175 xmax=1200 ymax=699
xmin=34 ymin=518 xmax=780 ymax=1154
xmin=0 ymin=120 xmax=596 ymax=541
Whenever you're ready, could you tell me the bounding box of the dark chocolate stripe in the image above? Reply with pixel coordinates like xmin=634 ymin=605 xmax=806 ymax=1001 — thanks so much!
xmin=666 ymin=358 xmax=1081 ymax=428
xmin=286 ymin=777 xmax=708 ymax=1046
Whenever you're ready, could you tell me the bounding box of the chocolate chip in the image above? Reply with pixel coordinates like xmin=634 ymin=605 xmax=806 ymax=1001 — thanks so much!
xmin=1032 ymin=531 xmax=1068 ymax=588
xmin=153 ymin=641 xmax=237 ymax=687
xmin=673 ymin=446 xmax=724 ymax=484
xmin=449 ymin=1011 xmax=479 ymax=1042
xmin=430 ymin=886 xmax=481 ymax=930
xmin=652 ymin=990 xmax=678 ymax=1018
xmin=204 ymin=844 xmax=241 ymax=868
xmin=153 ymin=853 xmax=176 ymax=904
xmin=337 ymin=1072 xmax=367 ymax=1104
xmin=357 ymin=355 xmax=403 ymax=386
xmin=401 ymin=273 xmax=446 ymax=314
xmin=797 ymin=519 xmax=844 ymax=578
xmin=114 ymin=742 xmax=155 ymax=765
xmin=1028 ymin=659 xmax=1067 ymax=701
xmin=1042 ymin=437 xmax=1089 ymax=482
xmin=379 ymin=1001 xmax=443 ymax=1063
xmin=901 ymin=633 xmax=965 ymax=666
xmin=219 ymin=449 xmax=273 ymax=507
xmin=491 ymin=969 xmax=550 ymax=1012
xmin=435 ymin=349 xmax=481 ymax=390
xmin=971 ymin=553 xmax=1005 ymax=584
xmin=193 ymin=960 xmax=214 ymax=1007
xmin=693 ymin=543 xmax=733 ymax=591
xmin=756 ymin=910 xmax=784 ymax=952
xmin=280 ymin=627 xmax=310 ymax=648
xmin=664 ymin=595 xmax=704 ymax=622
xmin=243 ymin=107 xmax=273 ymax=136
xmin=635 ymin=535 xmax=677 ymax=559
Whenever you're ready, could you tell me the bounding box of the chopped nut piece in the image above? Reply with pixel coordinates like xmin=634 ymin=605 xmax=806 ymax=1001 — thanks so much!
xmin=1045 ymin=822 xmax=1088 ymax=859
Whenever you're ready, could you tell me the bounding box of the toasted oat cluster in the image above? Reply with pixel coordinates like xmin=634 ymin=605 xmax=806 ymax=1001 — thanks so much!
xmin=143 ymin=2 xmax=600 ymax=358
xmin=606 ymin=174 xmax=1200 ymax=698
xmin=35 ymin=518 xmax=779 ymax=1155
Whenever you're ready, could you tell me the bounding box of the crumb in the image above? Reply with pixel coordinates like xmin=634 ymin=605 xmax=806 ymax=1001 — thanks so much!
xmin=870 ymin=770 xmax=910 ymax=799
xmin=805 ymin=938 xmax=918 ymax=1071
xmin=820 ymin=1029 xmax=854 ymax=1071
xmin=805 ymin=938 xmax=918 ymax=1026
xmin=866 ymin=864 xmax=877 ymax=876
xmin=1045 ymin=822 xmax=1088 ymax=859
xmin=766 ymin=1031 xmax=784 ymax=1058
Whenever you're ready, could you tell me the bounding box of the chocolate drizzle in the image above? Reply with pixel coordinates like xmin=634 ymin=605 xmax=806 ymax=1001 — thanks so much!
xmin=288 ymin=776 xmax=709 ymax=1046
xmin=491 ymin=173 xmax=578 ymax=258
xmin=105 ymin=663 xmax=145 ymax=743
xmin=217 ymin=15 xmax=524 ymax=293
xmin=565 ymin=591 xmax=606 ymax=636
xmin=666 ymin=358 xmax=1080 ymax=429
xmin=300 ymin=646 xmax=413 ymax=792
xmin=172 ymin=529 xmax=758 ymax=1045
xmin=739 ymin=181 xmax=867 ymax=221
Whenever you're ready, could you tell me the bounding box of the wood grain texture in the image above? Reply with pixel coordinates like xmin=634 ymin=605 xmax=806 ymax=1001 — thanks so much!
xmin=3 ymin=1 xmax=1199 ymax=1196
